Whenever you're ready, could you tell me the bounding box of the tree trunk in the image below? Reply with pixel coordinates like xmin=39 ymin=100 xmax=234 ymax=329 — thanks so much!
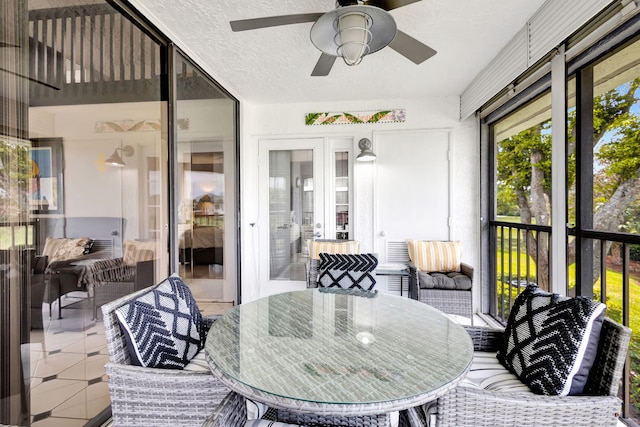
xmin=590 ymin=171 xmax=640 ymax=280
xmin=526 ymin=149 xmax=551 ymax=290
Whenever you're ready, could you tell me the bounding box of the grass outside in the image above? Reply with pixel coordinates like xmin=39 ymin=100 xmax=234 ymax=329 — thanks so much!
xmin=0 ymin=225 xmax=33 ymax=250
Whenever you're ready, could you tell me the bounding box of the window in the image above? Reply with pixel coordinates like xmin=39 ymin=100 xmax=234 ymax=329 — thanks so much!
xmin=490 ymin=91 xmax=553 ymax=317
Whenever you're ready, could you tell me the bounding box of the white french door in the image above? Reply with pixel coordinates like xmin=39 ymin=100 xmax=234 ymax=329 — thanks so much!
xmin=258 ymin=138 xmax=326 ymax=296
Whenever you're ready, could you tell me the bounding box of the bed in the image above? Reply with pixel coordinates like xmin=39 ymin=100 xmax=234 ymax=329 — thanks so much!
xmin=178 ymin=224 xmax=224 ymax=265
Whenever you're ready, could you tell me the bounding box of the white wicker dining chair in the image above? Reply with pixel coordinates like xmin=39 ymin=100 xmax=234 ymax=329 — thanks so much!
xmin=399 ymin=317 xmax=631 ymax=427
xmin=102 ymin=283 xmax=230 ymax=426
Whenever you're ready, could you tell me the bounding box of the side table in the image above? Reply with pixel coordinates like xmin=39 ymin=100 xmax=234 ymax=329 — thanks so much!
xmin=375 ymin=263 xmax=409 ymax=296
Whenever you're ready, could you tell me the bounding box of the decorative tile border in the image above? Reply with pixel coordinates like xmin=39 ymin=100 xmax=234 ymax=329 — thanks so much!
xmin=305 ymin=109 xmax=405 ymax=125
xmin=95 ymin=118 xmax=189 ymax=132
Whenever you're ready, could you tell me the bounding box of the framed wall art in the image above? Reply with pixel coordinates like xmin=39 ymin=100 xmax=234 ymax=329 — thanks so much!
xmin=30 ymin=138 xmax=64 ymax=214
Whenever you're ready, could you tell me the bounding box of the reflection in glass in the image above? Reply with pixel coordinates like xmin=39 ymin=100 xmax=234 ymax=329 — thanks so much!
xmin=175 ymin=53 xmax=236 ymax=302
xmin=269 ymin=150 xmax=311 ymax=281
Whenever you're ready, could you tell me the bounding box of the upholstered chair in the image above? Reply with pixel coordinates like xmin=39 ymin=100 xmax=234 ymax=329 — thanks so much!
xmin=406 ymin=240 xmax=473 ymax=322
xmin=102 ymin=275 xmax=229 ymax=425
xmin=305 ymin=239 xmax=360 ymax=288
xmin=400 ymin=285 xmax=631 ymax=427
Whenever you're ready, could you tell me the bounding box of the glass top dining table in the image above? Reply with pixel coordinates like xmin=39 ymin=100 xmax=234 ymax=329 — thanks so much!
xmin=205 ymin=288 xmax=473 ymax=416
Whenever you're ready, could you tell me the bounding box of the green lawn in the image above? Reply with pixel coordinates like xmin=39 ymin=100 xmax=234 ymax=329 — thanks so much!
xmin=0 ymin=225 xmax=33 ymax=250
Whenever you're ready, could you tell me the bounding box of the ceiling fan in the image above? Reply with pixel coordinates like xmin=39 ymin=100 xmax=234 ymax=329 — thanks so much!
xmin=229 ymin=0 xmax=437 ymax=76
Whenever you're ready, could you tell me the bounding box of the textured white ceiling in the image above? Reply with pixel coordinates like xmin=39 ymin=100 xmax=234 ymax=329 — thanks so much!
xmin=130 ymin=0 xmax=547 ymax=104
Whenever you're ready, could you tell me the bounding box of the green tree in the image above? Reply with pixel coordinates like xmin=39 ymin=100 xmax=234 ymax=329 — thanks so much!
xmin=496 ymin=78 xmax=640 ymax=290
xmin=0 ymin=140 xmax=31 ymax=222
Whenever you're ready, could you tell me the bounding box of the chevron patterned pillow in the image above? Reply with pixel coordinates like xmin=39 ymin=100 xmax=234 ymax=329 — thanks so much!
xmin=496 ymin=284 xmax=606 ymax=396
xmin=318 ymin=253 xmax=378 ymax=290
xmin=115 ymin=274 xmax=205 ymax=369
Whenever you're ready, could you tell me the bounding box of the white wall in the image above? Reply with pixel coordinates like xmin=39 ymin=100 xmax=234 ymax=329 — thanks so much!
xmin=30 ymin=102 xmax=163 ymax=238
xmin=239 ymin=97 xmax=480 ymax=308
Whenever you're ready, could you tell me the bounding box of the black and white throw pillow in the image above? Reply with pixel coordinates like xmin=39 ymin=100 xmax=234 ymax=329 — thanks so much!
xmin=115 ymin=273 xmax=205 ymax=369
xmin=496 ymin=284 xmax=606 ymax=395
xmin=318 ymin=253 xmax=378 ymax=291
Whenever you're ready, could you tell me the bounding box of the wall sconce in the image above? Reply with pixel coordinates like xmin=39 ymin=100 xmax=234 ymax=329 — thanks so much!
xmin=105 ymin=145 xmax=134 ymax=167
xmin=356 ymin=138 xmax=376 ymax=162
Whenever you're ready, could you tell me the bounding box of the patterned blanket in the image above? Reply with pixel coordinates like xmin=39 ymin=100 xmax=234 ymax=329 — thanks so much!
xmin=78 ymin=258 xmax=135 ymax=289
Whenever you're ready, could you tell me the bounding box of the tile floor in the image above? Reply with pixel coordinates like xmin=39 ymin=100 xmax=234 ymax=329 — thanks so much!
xmin=27 ymin=291 xmax=233 ymax=427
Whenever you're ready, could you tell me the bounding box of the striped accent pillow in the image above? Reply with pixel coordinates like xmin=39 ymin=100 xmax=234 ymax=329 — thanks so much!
xmin=123 ymin=240 xmax=157 ymax=266
xmin=42 ymin=237 xmax=92 ymax=262
xmin=407 ymin=240 xmax=462 ymax=273
xmin=307 ymin=240 xmax=360 ymax=260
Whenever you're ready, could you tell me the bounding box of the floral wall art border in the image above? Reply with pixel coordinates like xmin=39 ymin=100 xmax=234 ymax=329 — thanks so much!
xmin=305 ymin=109 xmax=406 ymax=125
xmin=95 ymin=118 xmax=190 ymax=133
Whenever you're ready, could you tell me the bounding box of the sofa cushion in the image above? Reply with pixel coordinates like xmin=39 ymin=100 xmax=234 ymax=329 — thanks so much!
xmin=407 ymin=240 xmax=462 ymax=273
xmin=496 ymin=284 xmax=606 ymax=396
xmin=417 ymin=271 xmax=472 ymax=290
xmin=308 ymin=240 xmax=360 ymax=260
xmin=318 ymin=253 xmax=378 ymax=290
xmin=115 ymin=274 xmax=205 ymax=369
xmin=43 ymin=237 xmax=92 ymax=262
xmin=123 ymin=239 xmax=157 ymax=266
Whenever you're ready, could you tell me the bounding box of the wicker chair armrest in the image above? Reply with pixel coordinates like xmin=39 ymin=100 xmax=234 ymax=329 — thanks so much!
xmin=33 ymin=255 xmax=49 ymax=274
xmin=106 ymin=361 xmax=220 ymax=382
xmin=202 ymin=392 xmax=247 ymax=427
xmin=460 ymin=262 xmax=473 ymax=280
xmin=586 ymin=317 xmax=632 ymax=396
xmin=407 ymin=261 xmax=419 ymax=300
xmin=307 ymin=258 xmax=320 ymax=288
xmin=463 ymin=325 xmax=504 ymax=352
xmin=435 ymin=386 xmax=623 ymax=427
xmin=133 ymin=259 xmax=155 ymax=291
xmin=106 ymin=362 xmax=230 ymax=425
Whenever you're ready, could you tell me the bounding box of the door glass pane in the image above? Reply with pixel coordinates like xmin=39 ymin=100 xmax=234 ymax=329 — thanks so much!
xmin=269 ymin=150 xmax=311 ymax=281
xmin=175 ymin=53 xmax=237 ymax=302
xmin=335 ymin=151 xmax=350 ymax=240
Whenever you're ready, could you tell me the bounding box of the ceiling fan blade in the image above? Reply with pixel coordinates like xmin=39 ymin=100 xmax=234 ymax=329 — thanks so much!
xmin=388 ymin=30 xmax=436 ymax=64
xmin=230 ymin=13 xmax=323 ymax=32
xmin=311 ymin=54 xmax=337 ymax=77
xmin=365 ymin=0 xmax=422 ymax=11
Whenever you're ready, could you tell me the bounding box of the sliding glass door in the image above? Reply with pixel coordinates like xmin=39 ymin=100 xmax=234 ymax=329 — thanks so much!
xmin=174 ymin=51 xmax=238 ymax=303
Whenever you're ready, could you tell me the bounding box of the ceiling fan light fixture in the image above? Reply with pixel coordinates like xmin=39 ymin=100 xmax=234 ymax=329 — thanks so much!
xmin=310 ymin=5 xmax=397 ymax=67
xmin=335 ymin=12 xmax=371 ymax=66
